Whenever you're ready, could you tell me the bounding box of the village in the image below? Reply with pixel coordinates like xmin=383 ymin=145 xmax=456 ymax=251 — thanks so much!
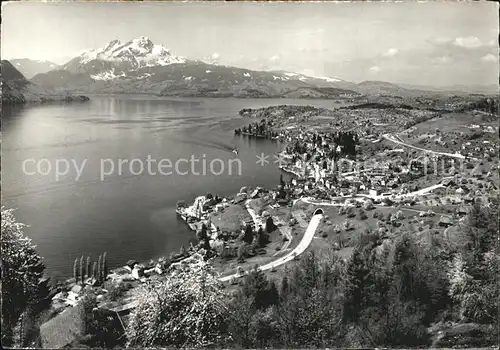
xmin=37 ymin=97 xmax=498 ymax=348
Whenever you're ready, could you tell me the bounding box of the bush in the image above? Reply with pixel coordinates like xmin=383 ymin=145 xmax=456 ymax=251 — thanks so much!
xmin=358 ymin=209 xmax=368 ymax=220
xmin=237 ymin=243 xmax=248 ymax=262
xmin=343 ymin=220 xmax=354 ymax=231
xmin=347 ymin=207 xmax=356 ymax=218
xmin=363 ymin=200 xmax=375 ymax=210
xmin=107 ymin=283 xmax=128 ymax=301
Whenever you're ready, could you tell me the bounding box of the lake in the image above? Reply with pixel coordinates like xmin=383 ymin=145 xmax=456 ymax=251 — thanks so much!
xmin=2 ymin=95 xmax=337 ymax=279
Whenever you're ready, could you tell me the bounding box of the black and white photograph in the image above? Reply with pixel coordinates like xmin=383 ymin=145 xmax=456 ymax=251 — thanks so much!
xmin=1 ymin=1 xmax=499 ymax=348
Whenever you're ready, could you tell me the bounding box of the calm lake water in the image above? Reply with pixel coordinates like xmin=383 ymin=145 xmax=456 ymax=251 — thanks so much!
xmin=2 ymin=96 xmax=337 ymax=279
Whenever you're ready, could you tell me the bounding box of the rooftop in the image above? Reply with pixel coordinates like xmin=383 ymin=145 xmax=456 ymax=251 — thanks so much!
xmin=40 ymin=306 xmax=82 ymax=349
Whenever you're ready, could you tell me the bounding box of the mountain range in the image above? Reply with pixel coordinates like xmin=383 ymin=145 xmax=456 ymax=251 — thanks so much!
xmin=5 ymin=37 xmax=497 ymax=100
xmin=29 ymin=36 xmax=360 ymax=98
xmin=9 ymin=59 xmax=59 ymax=79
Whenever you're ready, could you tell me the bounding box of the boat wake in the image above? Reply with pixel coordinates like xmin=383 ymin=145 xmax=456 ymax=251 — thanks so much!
xmin=171 ymin=135 xmax=235 ymax=153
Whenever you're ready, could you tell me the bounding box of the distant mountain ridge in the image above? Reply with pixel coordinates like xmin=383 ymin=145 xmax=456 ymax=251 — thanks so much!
xmin=398 ymin=83 xmax=498 ymax=95
xmin=30 ymin=37 xmax=359 ymax=98
xmin=25 ymin=37 xmax=496 ymax=99
xmin=9 ymin=58 xmax=59 ymax=79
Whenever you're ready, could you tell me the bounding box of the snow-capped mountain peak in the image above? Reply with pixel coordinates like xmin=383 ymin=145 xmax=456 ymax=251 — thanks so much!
xmin=76 ymin=37 xmax=185 ymax=68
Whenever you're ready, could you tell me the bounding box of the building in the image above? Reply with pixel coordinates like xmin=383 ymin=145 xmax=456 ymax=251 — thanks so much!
xmin=457 ymin=206 xmax=469 ymax=217
xmin=39 ymin=306 xmax=83 ymax=348
xmin=438 ymin=216 xmax=453 ymax=228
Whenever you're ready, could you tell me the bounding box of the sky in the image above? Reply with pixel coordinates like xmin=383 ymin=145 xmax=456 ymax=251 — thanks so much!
xmin=2 ymin=1 xmax=498 ymax=86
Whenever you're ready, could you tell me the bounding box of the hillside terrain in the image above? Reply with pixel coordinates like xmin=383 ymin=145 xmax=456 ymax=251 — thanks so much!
xmin=1 ymin=60 xmax=89 ymax=105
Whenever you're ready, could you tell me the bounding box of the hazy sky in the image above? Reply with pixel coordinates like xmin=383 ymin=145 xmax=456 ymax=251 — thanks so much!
xmin=2 ymin=1 xmax=498 ymax=86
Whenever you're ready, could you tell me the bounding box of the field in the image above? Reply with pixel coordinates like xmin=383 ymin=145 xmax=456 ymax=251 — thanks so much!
xmin=295 ymin=199 xmax=449 ymax=257
xmin=210 ymin=203 xmax=250 ymax=232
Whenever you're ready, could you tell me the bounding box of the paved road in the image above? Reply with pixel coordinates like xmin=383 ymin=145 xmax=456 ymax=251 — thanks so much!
xmin=219 ymin=213 xmax=323 ymax=282
xmin=302 ymin=196 xmax=454 ymax=219
xmin=302 ymin=181 xmax=445 ymax=204
xmin=383 ymin=134 xmax=468 ymax=159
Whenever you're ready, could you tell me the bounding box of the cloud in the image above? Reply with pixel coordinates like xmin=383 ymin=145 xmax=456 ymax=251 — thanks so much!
xmin=453 ymin=36 xmax=483 ymax=49
xmin=382 ymin=48 xmax=399 ymax=57
xmin=297 ymin=46 xmax=329 ymax=53
xmin=487 ymin=39 xmax=497 ymax=47
xmin=269 ymin=55 xmax=281 ymax=63
xmin=429 ymin=37 xmax=452 ymax=45
xmin=211 ymin=52 xmax=220 ymax=60
xmin=369 ymin=66 xmax=381 ymax=73
xmin=288 ymin=28 xmax=324 ymax=38
xmin=480 ymin=53 xmax=497 ymax=63
xmin=432 ymin=56 xmax=451 ymax=64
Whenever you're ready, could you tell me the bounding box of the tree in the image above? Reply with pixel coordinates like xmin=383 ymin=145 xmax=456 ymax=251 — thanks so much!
xmin=97 ymin=255 xmax=102 ymax=283
xmin=198 ymin=224 xmax=211 ymax=250
xmin=73 ymin=258 xmax=79 ymax=283
xmin=1 ymin=208 xmax=45 ymax=346
xmin=257 ymin=227 xmax=269 ymax=248
xmin=347 ymin=207 xmax=356 ymax=218
xmin=358 ymin=209 xmax=368 ymax=220
xmin=249 ymin=306 xmax=281 ymax=348
xmin=274 ymin=251 xmax=347 ymax=347
xmin=265 ymin=217 xmax=276 ymax=233
xmin=126 ymin=258 xmax=230 ymax=347
xmin=228 ymin=293 xmax=254 ymax=347
xmin=92 ymin=262 xmax=97 ymax=280
xmin=363 ymin=200 xmax=375 ymax=211
xmin=80 ymin=256 xmax=85 ymax=284
xmin=198 ymin=223 xmax=208 ymax=241
xmin=79 ymin=293 xmax=98 ymax=336
xmin=280 ymin=274 xmax=290 ymax=298
xmin=237 ymin=243 xmax=247 ymax=263
xmin=395 ymin=210 xmax=405 ymax=220
xmin=241 ymin=267 xmax=279 ymax=310
xmin=243 ymin=224 xmax=254 ymax=244
xmin=449 ymin=201 xmax=500 ymax=324
xmin=102 ymin=252 xmax=108 ymax=279
xmin=86 ymin=256 xmax=91 ymax=279
xmin=342 ymin=220 xmax=353 ymax=231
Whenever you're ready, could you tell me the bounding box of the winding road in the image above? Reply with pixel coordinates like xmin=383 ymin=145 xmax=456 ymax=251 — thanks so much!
xmin=219 ymin=213 xmax=323 ymax=282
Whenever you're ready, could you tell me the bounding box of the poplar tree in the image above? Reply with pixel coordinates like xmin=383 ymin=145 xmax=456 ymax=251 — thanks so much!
xmin=73 ymin=258 xmax=79 ymax=283
xmin=97 ymin=255 xmax=103 ymax=283
xmin=86 ymin=256 xmax=91 ymax=279
xmin=102 ymin=252 xmax=108 ymax=279
xmin=79 ymin=256 xmax=85 ymax=284
xmin=92 ymin=262 xmax=97 ymax=280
